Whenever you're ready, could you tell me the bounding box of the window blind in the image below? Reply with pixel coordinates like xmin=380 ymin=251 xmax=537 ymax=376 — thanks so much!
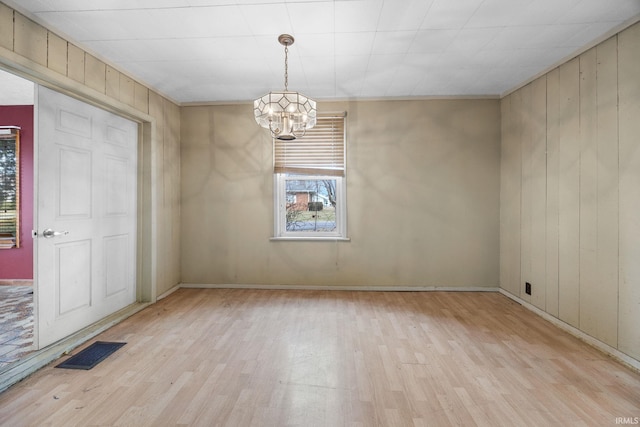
xmin=0 ymin=128 xmax=19 ymax=244
xmin=274 ymin=112 xmax=346 ymax=176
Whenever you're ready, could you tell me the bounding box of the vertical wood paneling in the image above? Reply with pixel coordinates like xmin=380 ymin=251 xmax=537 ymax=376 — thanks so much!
xmin=530 ymin=77 xmax=547 ymax=309
xmin=67 ymin=44 xmax=85 ymax=83
xmin=502 ymin=22 xmax=640 ymax=364
xmin=13 ymin=13 xmax=47 ymax=67
xmin=147 ymin=93 xmax=181 ymax=296
xmin=557 ymin=58 xmax=580 ymax=328
xmin=120 ymin=75 xmax=135 ymax=107
xmin=520 ymin=85 xmax=532 ymax=302
xmin=578 ymin=48 xmax=599 ymax=337
xmin=618 ymin=23 xmax=640 ymax=361
xmin=499 ymin=97 xmax=509 ymax=291
xmin=545 ymin=68 xmax=560 ymax=317
xmin=593 ymin=37 xmax=619 ymax=347
xmin=134 ymin=82 xmax=149 ymax=114
xmin=106 ymin=66 xmax=120 ymax=99
xmin=0 ymin=3 xmax=13 ymax=50
xmin=85 ymin=54 xmax=107 ymax=94
xmin=166 ymin=101 xmax=182 ymax=288
xmin=499 ymin=94 xmax=521 ymax=296
xmin=149 ymin=92 xmax=167 ymax=292
xmin=47 ymin=33 xmax=68 ymax=76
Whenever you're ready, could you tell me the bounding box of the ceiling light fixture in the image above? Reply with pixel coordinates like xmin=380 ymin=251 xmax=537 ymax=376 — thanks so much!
xmin=253 ymin=34 xmax=316 ymax=141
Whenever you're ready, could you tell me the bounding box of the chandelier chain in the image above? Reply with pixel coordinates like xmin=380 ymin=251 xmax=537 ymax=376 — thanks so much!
xmin=284 ymin=45 xmax=289 ymax=91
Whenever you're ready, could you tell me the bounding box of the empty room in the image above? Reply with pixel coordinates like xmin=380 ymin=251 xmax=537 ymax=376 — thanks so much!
xmin=0 ymin=0 xmax=639 ymax=425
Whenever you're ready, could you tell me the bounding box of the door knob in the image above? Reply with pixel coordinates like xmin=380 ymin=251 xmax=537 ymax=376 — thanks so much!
xmin=42 ymin=228 xmax=69 ymax=239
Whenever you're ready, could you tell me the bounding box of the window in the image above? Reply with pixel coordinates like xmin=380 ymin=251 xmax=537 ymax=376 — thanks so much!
xmin=273 ymin=113 xmax=348 ymax=240
xmin=0 ymin=127 xmax=20 ymax=249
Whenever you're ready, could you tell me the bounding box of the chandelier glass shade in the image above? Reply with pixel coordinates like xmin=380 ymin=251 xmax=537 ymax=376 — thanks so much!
xmin=253 ymin=34 xmax=317 ymax=140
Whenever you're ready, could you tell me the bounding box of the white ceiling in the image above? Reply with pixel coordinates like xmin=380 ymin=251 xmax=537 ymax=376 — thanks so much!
xmin=3 ymin=0 xmax=640 ymax=104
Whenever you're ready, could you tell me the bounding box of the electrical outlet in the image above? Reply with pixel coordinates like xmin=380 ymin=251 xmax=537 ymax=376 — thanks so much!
xmin=525 ymin=282 xmax=532 ymax=295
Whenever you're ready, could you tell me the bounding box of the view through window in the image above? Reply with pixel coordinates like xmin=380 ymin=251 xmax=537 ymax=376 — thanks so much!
xmin=285 ymin=177 xmax=337 ymax=232
xmin=272 ymin=113 xmax=347 ymax=239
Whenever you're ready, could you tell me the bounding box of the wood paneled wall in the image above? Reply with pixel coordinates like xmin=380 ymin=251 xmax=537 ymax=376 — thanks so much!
xmin=0 ymin=3 xmax=181 ymax=297
xmin=3 ymin=1 xmax=636 ymax=363
xmin=500 ymin=22 xmax=640 ymax=362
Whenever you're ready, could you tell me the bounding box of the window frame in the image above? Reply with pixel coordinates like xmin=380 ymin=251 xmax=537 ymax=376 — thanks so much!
xmin=0 ymin=127 xmax=20 ymax=249
xmin=271 ymin=112 xmax=348 ymax=241
xmin=273 ymin=173 xmax=348 ymax=241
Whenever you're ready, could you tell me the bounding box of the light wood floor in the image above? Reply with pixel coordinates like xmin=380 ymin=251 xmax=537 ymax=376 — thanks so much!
xmin=0 ymin=289 xmax=638 ymax=426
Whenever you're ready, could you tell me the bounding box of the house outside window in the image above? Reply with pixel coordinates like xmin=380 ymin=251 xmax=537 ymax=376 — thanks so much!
xmin=273 ymin=113 xmax=348 ymax=240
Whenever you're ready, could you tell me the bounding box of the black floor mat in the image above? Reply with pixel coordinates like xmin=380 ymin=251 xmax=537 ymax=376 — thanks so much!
xmin=56 ymin=341 xmax=126 ymax=370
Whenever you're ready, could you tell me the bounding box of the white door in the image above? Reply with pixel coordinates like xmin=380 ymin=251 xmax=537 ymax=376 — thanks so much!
xmin=35 ymin=86 xmax=138 ymax=349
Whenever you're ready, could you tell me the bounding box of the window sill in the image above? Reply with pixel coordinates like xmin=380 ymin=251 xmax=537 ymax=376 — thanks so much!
xmin=270 ymin=236 xmax=351 ymax=242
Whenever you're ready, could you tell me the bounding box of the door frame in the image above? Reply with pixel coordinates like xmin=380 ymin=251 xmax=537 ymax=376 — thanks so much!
xmin=34 ymin=85 xmax=141 ymax=348
xmin=32 ymin=86 xmax=156 ymax=307
xmin=0 ymin=54 xmax=158 ymax=305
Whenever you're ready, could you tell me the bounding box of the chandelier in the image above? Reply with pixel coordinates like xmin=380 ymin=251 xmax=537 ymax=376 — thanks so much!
xmin=253 ymin=34 xmax=317 ymax=140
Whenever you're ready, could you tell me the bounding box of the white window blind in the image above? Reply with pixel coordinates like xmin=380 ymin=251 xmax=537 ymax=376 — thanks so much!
xmin=274 ymin=112 xmax=346 ymax=177
xmin=0 ymin=127 xmax=20 ymax=248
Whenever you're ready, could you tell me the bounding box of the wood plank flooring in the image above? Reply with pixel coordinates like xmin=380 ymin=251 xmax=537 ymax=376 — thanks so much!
xmin=0 ymin=285 xmax=34 ymax=369
xmin=0 ymin=289 xmax=638 ymax=426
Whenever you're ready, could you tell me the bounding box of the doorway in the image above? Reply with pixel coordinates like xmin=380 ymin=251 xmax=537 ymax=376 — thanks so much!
xmin=0 ymin=68 xmax=144 ymax=369
xmin=35 ymin=86 xmax=138 ymax=348
xmin=0 ymin=69 xmax=35 ymax=369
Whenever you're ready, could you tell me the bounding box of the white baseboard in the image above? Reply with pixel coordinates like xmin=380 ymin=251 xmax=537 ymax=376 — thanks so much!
xmin=179 ymin=283 xmax=499 ymax=292
xmin=157 ymin=283 xmax=181 ymax=300
xmin=499 ymin=289 xmax=640 ymax=373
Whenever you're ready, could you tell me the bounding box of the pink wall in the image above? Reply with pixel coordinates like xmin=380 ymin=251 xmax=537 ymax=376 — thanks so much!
xmin=0 ymin=105 xmax=34 ymax=280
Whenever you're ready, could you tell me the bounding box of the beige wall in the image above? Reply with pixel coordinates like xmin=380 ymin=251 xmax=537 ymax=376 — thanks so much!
xmin=0 ymin=3 xmax=181 ymax=297
xmin=181 ymin=99 xmax=501 ymax=288
xmin=7 ymin=0 xmax=636 ymax=365
xmin=500 ymin=22 xmax=640 ymax=362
